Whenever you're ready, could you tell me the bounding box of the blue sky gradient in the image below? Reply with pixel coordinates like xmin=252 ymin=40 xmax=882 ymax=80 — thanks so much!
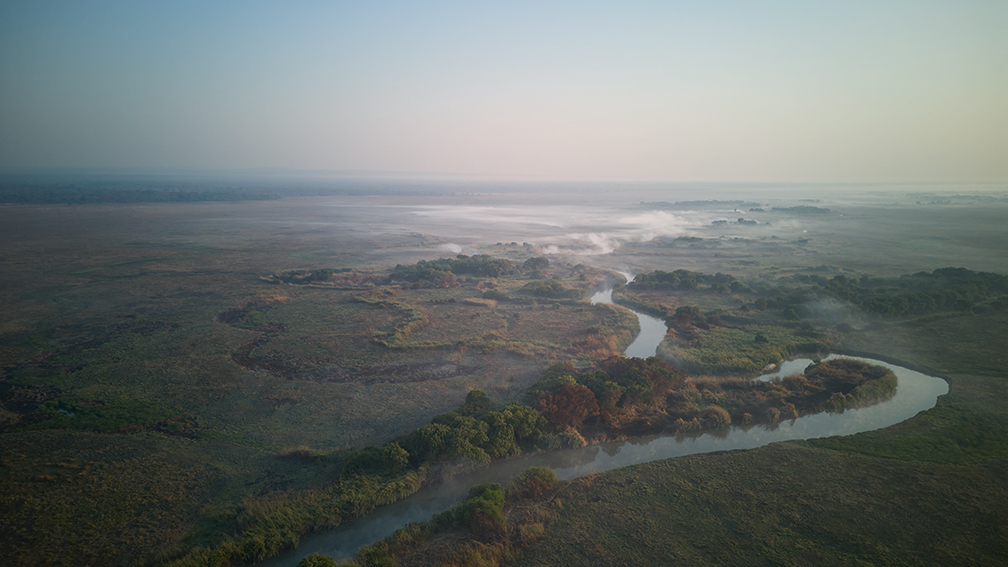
xmin=1 ymin=1 xmax=1005 ymax=181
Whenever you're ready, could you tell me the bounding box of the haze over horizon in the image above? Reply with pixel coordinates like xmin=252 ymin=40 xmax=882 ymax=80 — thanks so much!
xmin=2 ymin=1 xmax=1006 ymax=183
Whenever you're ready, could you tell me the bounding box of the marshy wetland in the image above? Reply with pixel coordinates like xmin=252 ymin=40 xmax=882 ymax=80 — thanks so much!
xmin=2 ymin=181 xmax=1007 ymax=566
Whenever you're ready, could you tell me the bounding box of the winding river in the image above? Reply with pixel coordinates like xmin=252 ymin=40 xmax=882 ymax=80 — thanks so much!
xmin=258 ymin=287 xmax=948 ymax=566
xmin=589 ymin=285 xmax=667 ymax=358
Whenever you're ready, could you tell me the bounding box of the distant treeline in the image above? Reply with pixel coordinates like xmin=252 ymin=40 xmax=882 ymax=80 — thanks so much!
xmin=642 ymin=199 xmax=762 ymax=208
xmin=0 ymin=175 xmax=462 ymax=204
xmin=630 ymin=269 xmax=746 ymax=293
xmin=771 ymin=205 xmax=830 ymax=214
xmin=0 ymin=185 xmax=279 ymax=204
xmin=629 ymin=266 xmax=1008 ymax=318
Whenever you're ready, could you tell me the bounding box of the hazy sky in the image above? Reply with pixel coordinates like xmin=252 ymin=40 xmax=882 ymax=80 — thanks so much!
xmin=1 ymin=1 xmax=1005 ymax=182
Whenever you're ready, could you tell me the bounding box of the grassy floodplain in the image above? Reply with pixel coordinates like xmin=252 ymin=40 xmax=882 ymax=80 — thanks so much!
xmin=353 ymin=231 xmax=1008 ymax=564
xmin=2 ymin=186 xmax=1008 ymax=566
xmin=502 ymin=255 xmax=1008 ymax=564
xmin=347 ymin=283 xmax=1008 ymax=566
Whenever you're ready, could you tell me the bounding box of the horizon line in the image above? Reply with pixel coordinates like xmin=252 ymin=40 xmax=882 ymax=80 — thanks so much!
xmin=0 ymin=167 xmax=1005 ymax=187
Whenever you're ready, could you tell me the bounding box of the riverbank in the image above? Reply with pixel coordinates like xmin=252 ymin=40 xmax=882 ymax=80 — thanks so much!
xmin=263 ymin=354 xmax=946 ymax=566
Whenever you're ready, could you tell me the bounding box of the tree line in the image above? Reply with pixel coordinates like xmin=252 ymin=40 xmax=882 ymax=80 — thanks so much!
xmin=628 ymin=266 xmax=1008 ymax=318
xmin=629 ymin=269 xmax=747 ymax=294
xmin=773 ymin=267 xmax=1008 ymax=317
xmin=388 ymin=255 xmax=550 ymax=288
xmin=0 ymin=185 xmax=278 ymax=204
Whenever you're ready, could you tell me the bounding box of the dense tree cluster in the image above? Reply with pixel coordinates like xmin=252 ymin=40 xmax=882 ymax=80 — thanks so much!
xmin=344 ymin=391 xmax=546 ymax=475
xmin=519 ymin=279 xmax=583 ymax=299
xmin=522 ymin=256 xmax=549 ymax=272
xmin=776 ymin=267 xmax=1008 ymax=317
xmin=344 ymin=357 xmax=689 ymax=478
xmin=529 ymin=357 xmax=687 ymax=426
xmin=630 ymin=266 xmax=1007 ymax=319
xmin=388 ymin=255 xmax=518 ymax=288
xmin=630 ymin=269 xmax=745 ymax=293
xmin=347 ymin=391 xmax=547 ymax=473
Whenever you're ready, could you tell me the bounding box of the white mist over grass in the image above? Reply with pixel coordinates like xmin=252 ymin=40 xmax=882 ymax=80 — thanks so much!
xmin=298 ymin=181 xmax=1008 ymax=275
xmin=405 ymin=202 xmax=699 ymax=255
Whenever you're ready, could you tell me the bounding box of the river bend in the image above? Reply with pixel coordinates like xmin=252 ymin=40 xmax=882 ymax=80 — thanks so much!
xmin=259 ymin=288 xmax=947 ymax=565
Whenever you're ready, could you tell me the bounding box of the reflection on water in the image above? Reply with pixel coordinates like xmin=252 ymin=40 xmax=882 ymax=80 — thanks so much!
xmin=259 ymin=353 xmax=947 ymax=566
xmin=589 ymin=288 xmax=614 ymax=304
xmin=590 ymin=285 xmax=668 ymax=358
xmin=625 ymin=312 xmax=667 ymax=358
xmin=756 ymin=358 xmax=815 ymax=381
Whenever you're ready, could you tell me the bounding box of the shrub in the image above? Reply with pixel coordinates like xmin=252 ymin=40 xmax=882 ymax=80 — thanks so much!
xmin=536 ymin=428 xmax=587 ymax=450
xmin=482 ymin=289 xmax=509 ymax=301
xmin=457 ymin=483 xmax=505 ymax=532
xmin=537 ymin=384 xmax=600 ymax=429
xmin=510 ymin=466 xmax=559 ymax=499
xmin=702 ymin=405 xmax=731 ymax=428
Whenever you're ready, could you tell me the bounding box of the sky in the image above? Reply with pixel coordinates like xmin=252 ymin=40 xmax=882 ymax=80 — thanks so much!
xmin=1 ymin=1 xmax=1006 ymax=182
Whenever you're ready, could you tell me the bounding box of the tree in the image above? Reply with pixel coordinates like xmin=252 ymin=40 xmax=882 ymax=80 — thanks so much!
xmin=499 ymin=401 xmax=546 ymax=440
xmin=460 ymin=389 xmax=491 ymax=416
xmin=481 ymin=411 xmax=517 ymax=458
xmin=405 ymin=423 xmax=452 ymax=463
xmin=436 ymin=272 xmax=459 ymax=288
xmin=380 ymin=442 xmax=409 ymax=472
xmin=523 ymin=256 xmax=549 ymax=272
xmin=538 ymin=383 xmax=600 ymax=429
xmin=457 ymin=483 xmax=505 ymax=533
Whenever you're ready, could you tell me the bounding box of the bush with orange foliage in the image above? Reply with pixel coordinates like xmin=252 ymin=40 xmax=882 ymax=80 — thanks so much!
xmin=537 ymin=383 xmax=601 ymax=429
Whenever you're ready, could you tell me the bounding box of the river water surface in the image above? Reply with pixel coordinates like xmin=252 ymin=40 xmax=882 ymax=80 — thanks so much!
xmin=589 ymin=282 xmax=667 ymax=358
xmin=259 ymin=290 xmax=948 ymax=566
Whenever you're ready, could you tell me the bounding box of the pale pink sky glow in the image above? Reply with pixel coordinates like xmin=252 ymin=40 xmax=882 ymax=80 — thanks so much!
xmin=1 ymin=1 xmax=1005 ymax=182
